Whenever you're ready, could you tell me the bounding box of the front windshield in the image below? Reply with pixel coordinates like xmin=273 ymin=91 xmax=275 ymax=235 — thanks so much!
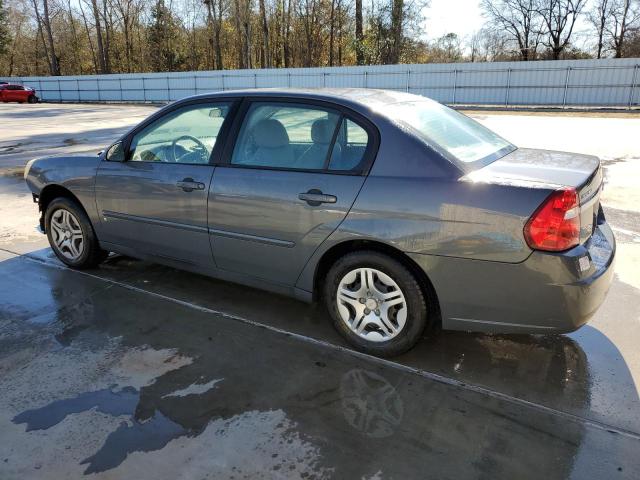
xmin=384 ymin=100 xmax=515 ymax=166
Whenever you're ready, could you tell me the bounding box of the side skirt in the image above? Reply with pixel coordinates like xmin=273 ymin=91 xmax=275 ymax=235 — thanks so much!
xmin=98 ymin=241 xmax=314 ymax=304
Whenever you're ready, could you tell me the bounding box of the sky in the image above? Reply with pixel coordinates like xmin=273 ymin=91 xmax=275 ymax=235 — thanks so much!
xmin=421 ymin=0 xmax=594 ymax=50
xmin=423 ymin=0 xmax=486 ymax=41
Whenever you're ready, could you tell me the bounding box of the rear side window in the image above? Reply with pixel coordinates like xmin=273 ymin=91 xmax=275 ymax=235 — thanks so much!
xmin=231 ymin=101 xmax=372 ymax=174
xmin=231 ymin=102 xmax=341 ymax=170
xmin=328 ymin=119 xmax=369 ymax=172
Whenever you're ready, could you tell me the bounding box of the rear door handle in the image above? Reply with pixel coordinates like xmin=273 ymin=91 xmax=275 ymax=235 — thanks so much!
xmin=298 ymin=189 xmax=337 ymax=206
xmin=177 ymin=178 xmax=205 ymax=192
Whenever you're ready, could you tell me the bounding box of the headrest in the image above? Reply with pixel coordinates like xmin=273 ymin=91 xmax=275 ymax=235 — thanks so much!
xmin=311 ymin=119 xmax=334 ymax=144
xmin=252 ymin=119 xmax=289 ymax=148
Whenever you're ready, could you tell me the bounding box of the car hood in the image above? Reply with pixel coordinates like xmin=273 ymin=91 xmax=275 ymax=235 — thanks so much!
xmin=463 ymin=148 xmax=600 ymax=190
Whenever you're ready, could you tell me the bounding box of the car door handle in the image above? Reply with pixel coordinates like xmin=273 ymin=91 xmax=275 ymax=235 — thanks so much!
xmin=298 ymin=190 xmax=337 ymax=206
xmin=176 ymin=178 xmax=205 ymax=192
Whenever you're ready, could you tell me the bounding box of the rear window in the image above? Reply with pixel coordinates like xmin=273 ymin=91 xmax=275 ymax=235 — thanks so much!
xmin=384 ymin=100 xmax=515 ymax=169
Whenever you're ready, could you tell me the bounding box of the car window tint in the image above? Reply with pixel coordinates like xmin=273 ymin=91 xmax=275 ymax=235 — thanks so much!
xmin=129 ymin=103 xmax=231 ymax=164
xmin=328 ymin=118 xmax=369 ymax=172
xmin=231 ymin=103 xmax=340 ymax=170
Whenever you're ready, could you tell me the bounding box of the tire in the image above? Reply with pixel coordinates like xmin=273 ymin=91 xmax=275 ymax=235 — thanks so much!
xmin=45 ymin=197 xmax=108 ymax=269
xmin=324 ymin=251 xmax=428 ymax=357
xmin=27 ymin=95 xmax=37 ymax=104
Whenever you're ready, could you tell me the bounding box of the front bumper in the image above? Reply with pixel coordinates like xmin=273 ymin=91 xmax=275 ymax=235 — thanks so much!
xmin=408 ymin=221 xmax=616 ymax=334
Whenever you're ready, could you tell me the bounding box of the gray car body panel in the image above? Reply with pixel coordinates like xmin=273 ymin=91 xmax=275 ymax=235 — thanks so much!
xmin=24 ymin=154 xmax=103 ymax=227
xmin=24 ymin=88 xmax=615 ymax=334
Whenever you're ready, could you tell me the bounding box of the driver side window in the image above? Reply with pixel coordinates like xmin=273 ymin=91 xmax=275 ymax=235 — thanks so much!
xmin=129 ymin=102 xmax=231 ymax=164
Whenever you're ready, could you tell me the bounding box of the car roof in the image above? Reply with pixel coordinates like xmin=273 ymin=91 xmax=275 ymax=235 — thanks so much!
xmin=186 ymin=88 xmax=433 ymax=113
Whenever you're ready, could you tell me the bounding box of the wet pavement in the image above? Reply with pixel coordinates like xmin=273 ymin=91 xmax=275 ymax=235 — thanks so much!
xmin=1 ymin=104 xmax=640 ymax=479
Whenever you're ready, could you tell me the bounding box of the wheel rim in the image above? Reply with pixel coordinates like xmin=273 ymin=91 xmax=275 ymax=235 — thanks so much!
xmin=50 ymin=209 xmax=84 ymax=261
xmin=336 ymin=267 xmax=407 ymax=343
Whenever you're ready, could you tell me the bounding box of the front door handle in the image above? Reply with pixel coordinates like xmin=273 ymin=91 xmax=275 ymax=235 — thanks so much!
xmin=176 ymin=178 xmax=205 ymax=192
xmin=298 ymin=189 xmax=337 ymax=206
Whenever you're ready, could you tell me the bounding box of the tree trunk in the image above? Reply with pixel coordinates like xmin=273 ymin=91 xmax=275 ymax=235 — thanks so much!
xmin=41 ymin=0 xmax=60 ymax=75
xmin=390 ymin=0 xmax=403 ymax=64
xmin=215 ymin=0 xmax=223 ymax=69
xmin=205 ymin=0 xmax=215 ymax=69
xmin=66 ymin=0 xmax=82 ymax=73
xmin=283 ymin=0 xmax=291 ymax=67
xmin=79 ymin=1 xmax=98 ymax=73
xmin=91 ymin=0 xmax=107 ymax=73
xmin=337 ymin=0 xmax=343 ymax=65
xmin=233 ymin=0 xmax=244 ymax=68
xmin=329 ymin=0 xmax=335 ymax=66
xmin=355 ymin=0 xmax=363 ymax=65
xmin=102 ymin=0 xmax=111 ymax=72
xmin=259 ymin=0 xmax=270 ymax=67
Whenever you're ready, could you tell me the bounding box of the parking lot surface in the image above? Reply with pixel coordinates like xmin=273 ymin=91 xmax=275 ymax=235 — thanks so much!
xmin=1 ymin=103 xmax=640 ymax=479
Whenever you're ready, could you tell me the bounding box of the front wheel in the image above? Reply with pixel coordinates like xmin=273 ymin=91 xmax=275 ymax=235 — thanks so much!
xmin=27 ymin=95 xmax=38 ymax=103
xmin=324 ymin=251 xmax=428 ymax=357
xmin=45 ymin=197 xmax=108 ymax=269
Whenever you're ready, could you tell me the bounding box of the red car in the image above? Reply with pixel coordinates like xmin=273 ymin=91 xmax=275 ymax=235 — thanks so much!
xmin=0 ymin=83 xmax=39 ymax=103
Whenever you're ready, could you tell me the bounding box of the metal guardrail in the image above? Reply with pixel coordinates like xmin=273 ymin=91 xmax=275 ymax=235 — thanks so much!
xmin=6 ymin=60 xmax=640 ymax=109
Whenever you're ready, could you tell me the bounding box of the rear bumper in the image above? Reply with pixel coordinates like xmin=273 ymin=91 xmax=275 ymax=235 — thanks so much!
xmin=408 ymin=221 xmax=616 ymax=334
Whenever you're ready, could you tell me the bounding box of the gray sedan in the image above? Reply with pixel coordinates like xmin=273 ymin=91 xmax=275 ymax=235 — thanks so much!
xmin=24 ymin=89 xmax=615 ymax=356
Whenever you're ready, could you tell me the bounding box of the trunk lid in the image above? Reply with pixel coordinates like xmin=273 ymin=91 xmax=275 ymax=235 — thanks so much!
xmin=465 ymin=148 xmax=603 ymax=244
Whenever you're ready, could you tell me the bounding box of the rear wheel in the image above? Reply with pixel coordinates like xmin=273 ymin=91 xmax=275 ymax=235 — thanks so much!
xmin=45 ymin=197 xmax=108 ymax=269
xmin=324 ymin=251 xmax=428 ymax=357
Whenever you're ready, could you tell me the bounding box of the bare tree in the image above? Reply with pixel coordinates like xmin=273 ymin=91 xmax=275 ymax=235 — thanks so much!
xmin=0 ymin=0 xmax=10 ymax=58
xmin=241 ymin=0 xmax=252 ymax=68
xmin=588 ymin=0 xmax=610 ymax=58
xmin=258 ymin=0 xmax=270 ymax=67
xmin=85 ymin=0 xmax=108 ymax=73
xmin=355 ymin=0 xmax=363 ymax=64
xmin=535 ymin=0 xmax=586 ymax=60
xmin=329 ymin=0 xmax=336 ymax=65
xmin=204 ymin=0 xmax=225 ymax=69
xmin=481 ymin=0 xmax=541 ymax=60
xmin=606 ymin=0 xmax=640 ymax=57
xmin=31 ymin=0 xmax=60 ymax=74
xmin=114 ymin=0 xmax=142 ymax=72
xmin=78 ymin=0 xmax=98 ymax=72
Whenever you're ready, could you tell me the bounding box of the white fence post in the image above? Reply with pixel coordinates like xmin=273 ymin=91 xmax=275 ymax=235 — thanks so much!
xmin=452 ymin=69 xmax=458 ymax=104
xmin=505 ymin=68 xmax=511 ymax=107
xmin=562 ymin=66 xmax=571 ymax=108
xmin=629 ymin=65 xmax=639 ymax=110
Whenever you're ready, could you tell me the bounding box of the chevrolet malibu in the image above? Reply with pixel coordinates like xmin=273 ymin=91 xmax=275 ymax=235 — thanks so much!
xmin=24 ymin=89 xmax=615 ymax=356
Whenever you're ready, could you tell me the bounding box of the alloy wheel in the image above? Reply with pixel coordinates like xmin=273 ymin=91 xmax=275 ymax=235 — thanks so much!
xmin=50 ymin=208 xmax=85 ymax=261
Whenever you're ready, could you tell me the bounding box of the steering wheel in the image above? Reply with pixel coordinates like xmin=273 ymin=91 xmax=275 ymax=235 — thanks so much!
xmin=171 ymin=135 xmax=208 ymax=163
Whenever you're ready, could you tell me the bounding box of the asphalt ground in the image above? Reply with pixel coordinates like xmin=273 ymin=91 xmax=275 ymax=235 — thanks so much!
xmin=1 ymin=102 xmax=639 ymax=479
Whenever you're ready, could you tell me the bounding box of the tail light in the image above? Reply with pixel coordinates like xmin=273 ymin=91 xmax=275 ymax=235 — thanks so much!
xmin=524 ymin=188 xmax=580 ymax=252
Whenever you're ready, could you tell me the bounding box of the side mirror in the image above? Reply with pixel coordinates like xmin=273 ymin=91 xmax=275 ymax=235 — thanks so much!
xmin=105 ymin=142 xmax=126 ymax=162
